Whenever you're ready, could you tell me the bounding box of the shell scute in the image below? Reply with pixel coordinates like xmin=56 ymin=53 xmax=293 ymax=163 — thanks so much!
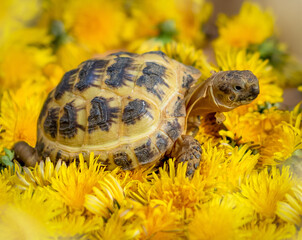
xmin=164 ymin=93 xmax=186 ymax=118
xmin=121 ymin=96 xmax=159 ymax=139
xmin=133 ymin=137 xmax=160 ymax=167
xmin=43 ymin=107 xmax=59 ymax=139
xmin=136 ymin=62 xmax=170 ymax=100
xmin=105 ymin=56 xmax=135 ymax=88
xmin=57 ymin=97 xmax=87 ymax=147
xmin=86 ymin=90 xmax=122 ymax=146
xmin=162 ymin=117 xmax=185 ymax=142
xmin=112 ymin=148 xmax=135 ymax=170
xmin=75 ymin=59 xmax=109 ymax=91
xmin=88 ymin=96 xmax=119 ymax=132
xmin=54 ymin=69 xmax=78 ymax=100
xmin=122 ymin=98 xmax=152 ymax=125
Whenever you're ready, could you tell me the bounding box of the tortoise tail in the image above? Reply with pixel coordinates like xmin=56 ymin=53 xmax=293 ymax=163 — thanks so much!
xmin=14 ymin=141 xmax=39 ymax=167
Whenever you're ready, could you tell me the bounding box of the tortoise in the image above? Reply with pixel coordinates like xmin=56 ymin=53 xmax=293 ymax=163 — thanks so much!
xmin=14 ymin=51 xmax=259 ymax=176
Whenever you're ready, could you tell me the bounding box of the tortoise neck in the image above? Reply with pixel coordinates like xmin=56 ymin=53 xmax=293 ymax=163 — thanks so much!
xmin=185 ymin=77 xmax=233 ymax=118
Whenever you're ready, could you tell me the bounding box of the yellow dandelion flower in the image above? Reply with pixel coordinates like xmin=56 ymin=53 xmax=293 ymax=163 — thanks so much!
xmin=220 ymin=144 xmax=259 ymax=190
xmin=194 ymin=126 xmax=220 ymax=149
xmin=50 ymin=214 xmax=101 ymax=240
xmin=260 ymin=122 xmax=302 ymax=165
xmin=42 ymin=62 xmax=65 ymax=92
xmin=138 ymin=202 xmax=182 ymax=240
xmin=0 ymin=159 xmax=22 ymax=181
xmin=239 ymin=167 xmax=295 ymax=219
xmin=215 ymin=2 xmax=274 ymax=48
xmin=120 ymin=165 xmax=155 ymax=185
xmin=175 ymin=0 xmax=212 ymax=44
xmin=277 ymin=182 xmax=302 ymax=226
xmin=63 ymin=0 xmax=127 ymax=52
xmin=198 ymin=141 xmax=258 ymax=193
xmin=0 ymin=174 xmax=15 ymax=205
xmin=85 ymin=174 xmax=125 ymax=218
xmin=0 ymin=84 xmax=46 ymax=152
xmin=296 ymin=228 xmax=302 ymax=240
xmin=0 ymin=205 xmax=49 ymax=239
xmin=244 ymin=220 xmax=296 ymax=240
xmin=187 ymin=194 xmax=253 ymax=240
xmin=38 ymin=0 xmax=68 ymax=28
xmin=50 ymin=153 xmax=106 ymax=211
xmin=195 ymin=139 xmax=224 ymax=189
xmin=222 ymin=108 xmax=290 ymax=145
xmin=90 ymin=210 xmax=141 ymax=240
xmin=0 ymin=28 xmax=54 ymax=90
xmin=55 ymin=40 xmax=92 ymax=72
xmin=130 ymin=38 xmax=165 ymax=54
xmin=222 ymin=108 xmax=302 ymax=165
xmin=160 ymin=41 xmax=215 ymax=80
xmin=0 ymin=0 xmax=41 ymax=40
xmin=117 ymin=165 xmax=155 ymax=197
xmin=12 ymin=158 xmax=63 ymax=190
xmin=131 ymin=0 xmax=212 ymax=44
xmin=215 ymin=48 xmax=283 ymax=114
xmin=131 ymin=159 xmax=207 ymax=213
xmin=0 ymin=186 xmax=64 ymax=240
xmin=130 ymin=0 xmax=178 ymax=39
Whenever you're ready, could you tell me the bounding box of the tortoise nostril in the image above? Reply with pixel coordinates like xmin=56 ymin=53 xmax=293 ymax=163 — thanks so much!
xmin=229 ymin=94 xmax=235 ymax=101
xmin=251 ymin=85 xmax=259 ymax=95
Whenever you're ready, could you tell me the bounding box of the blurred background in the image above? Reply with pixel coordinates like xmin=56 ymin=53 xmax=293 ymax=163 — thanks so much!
xmin=0 ymin=0 xmax=301 ymax=109
xmin=0 ymin=0 xmax=301 ymax=110
xmin=209 ymin=0 xmax=302 ymax=62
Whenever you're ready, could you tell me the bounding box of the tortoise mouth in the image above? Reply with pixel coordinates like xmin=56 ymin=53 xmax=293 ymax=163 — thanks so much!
xmin=236 ymin=91 xmax=259 ymax=105
xmin=238 ymin=99 xmax=251 ymax=105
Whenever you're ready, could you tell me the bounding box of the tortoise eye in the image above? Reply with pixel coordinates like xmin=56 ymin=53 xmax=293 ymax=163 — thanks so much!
xmin=234 ymin=85 xmax=242 ymax=91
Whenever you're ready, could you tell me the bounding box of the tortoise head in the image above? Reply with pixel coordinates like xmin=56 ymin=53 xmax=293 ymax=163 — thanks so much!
xmin=211 ymin=70 xmax=259 ymax=109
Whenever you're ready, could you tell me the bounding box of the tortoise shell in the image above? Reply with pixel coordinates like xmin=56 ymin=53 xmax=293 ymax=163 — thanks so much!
xmin=36 ymin=51 xmax=201 ymax=170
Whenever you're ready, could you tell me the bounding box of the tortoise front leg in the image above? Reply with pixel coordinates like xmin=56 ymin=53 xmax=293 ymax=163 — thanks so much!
xmin=169 ymin=135 xmax=202 ymax=177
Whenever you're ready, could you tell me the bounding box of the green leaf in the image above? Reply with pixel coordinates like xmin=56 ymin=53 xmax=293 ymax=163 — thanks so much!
xmin=3 ymin=148 xmax=14 ymax=160
xmin=50 ymin=20 xmax=71 ymax=51
xmin=1 ymin=157 xmax=13 ymax=167
xmin=157 ymin=20 xmax=178 ymax=43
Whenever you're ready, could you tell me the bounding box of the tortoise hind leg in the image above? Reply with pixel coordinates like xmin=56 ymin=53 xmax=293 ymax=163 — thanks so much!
xmin=14 ymin=141 xmax=40 ymax=167
xmin=169 ymin=135 xmax=202 ymax=177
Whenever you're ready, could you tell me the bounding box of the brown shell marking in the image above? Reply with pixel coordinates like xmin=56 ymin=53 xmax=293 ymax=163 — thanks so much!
xmin=122 ymin=99 xmax=153 ymax=125
xmin=43 ymin=107 xmax=59 ymax=138
xmin=113 ymin=151 xmax=132 ymax=169
xmin=105 ymin=57 xmax=135 ymax=88
xmin=85 ymin=90 xmax=122 ymax=146
xmin=136 ymin=62 xmax=169 ymax=100
xmin=88 ymin=96 xmax=119 ymax=132
xmin=75 ymin=59 xmax=109 ymax=91
xmin=59 ymin=101 xmax=85 ymax=138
